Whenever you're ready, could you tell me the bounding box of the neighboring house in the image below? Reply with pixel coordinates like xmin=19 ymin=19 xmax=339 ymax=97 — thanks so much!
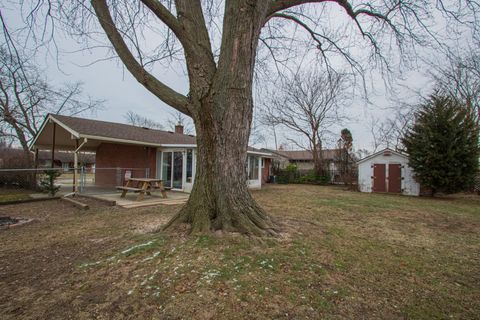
xmin=37 ymin=151 xmax=96 ymax=171
xmin=357 ymin=148 xmax=420 ymax=196
xmin=0 ymin=147 xmax=95 ymax=170
xmin=0 ymin=147 xmax=32 ymax=168
xmin=269 ymin=149 xmax=350 ymax=172
xmin=30 ymin=114 xmax=272 ymax=192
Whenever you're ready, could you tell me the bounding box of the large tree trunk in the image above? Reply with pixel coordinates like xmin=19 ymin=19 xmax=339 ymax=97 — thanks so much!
xmin=312 ymin=138 xmax=323 ymax=176
xmin=165 ymin=66 xmax=278 ymax=235
xmin=164 ymin=97 xmax=277 ymax=236
xmin=93 ymin=0 xmax=278 ymax=235
xmin=164 ymin=1 xmax=278 ymax=236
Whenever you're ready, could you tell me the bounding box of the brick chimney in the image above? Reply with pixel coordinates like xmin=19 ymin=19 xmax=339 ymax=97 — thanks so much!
xmin=174 ymin=122 xmax=184 ymax=134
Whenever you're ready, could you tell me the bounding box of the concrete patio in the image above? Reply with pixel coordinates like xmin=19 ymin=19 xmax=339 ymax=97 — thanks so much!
xmin=83 ymin=190 xmax=189 ymax=208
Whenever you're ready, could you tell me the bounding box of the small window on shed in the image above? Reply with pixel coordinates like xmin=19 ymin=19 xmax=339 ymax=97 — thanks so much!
xmin=383 ymin=151 xmax=392 ymax=156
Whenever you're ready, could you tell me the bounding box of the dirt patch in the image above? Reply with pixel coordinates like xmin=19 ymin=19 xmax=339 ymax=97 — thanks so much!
xmin=0 ymin=216 xmax=33 ymax=229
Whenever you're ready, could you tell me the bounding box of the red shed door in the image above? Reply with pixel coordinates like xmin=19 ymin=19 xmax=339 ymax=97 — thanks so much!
xmin=372 ymin=164 xmax=386 ymax=192
xmin=388 ymin=164 xmax=402 ymax=193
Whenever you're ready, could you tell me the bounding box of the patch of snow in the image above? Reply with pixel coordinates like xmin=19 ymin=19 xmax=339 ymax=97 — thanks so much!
xmin=121 ymin=240 xmax=155 ymax=255
xmin=142 ymin=251 xmax=161 ymax=262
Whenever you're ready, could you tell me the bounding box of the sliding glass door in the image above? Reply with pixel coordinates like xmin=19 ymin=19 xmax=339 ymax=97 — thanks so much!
xmin=161 ymin=151 xmax=183 ymax=190
xmin=162 ymin=152 xmax=172 ymax=188
xmin=172 ymin=152 xmax=183 ymax=189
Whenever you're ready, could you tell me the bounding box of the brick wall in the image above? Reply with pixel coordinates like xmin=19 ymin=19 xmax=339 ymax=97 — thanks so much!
xmin=262 ymin=158 xmax=271 ymax=184
xmin=95 ymin=143 xmax=157 ymax=186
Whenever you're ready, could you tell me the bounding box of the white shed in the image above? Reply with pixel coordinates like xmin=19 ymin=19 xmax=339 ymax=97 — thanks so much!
xmin=357 ymin=148 xmax=420 ymax=196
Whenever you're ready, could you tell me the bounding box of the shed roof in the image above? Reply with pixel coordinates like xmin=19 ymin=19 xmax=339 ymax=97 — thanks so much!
xmin=356 ymin=148 xmax=408 ymax=164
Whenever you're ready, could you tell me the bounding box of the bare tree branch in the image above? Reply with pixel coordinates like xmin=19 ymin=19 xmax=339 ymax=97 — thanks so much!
xmin=124 ymin=110 xmax=164 ymax=129
xmin=260 ymin=69 xmax=350 ymax=174
xmin=91 ymin=0 xmax=190 ymax=115
xmin=0 ymin=47 xmax=103 ymax=155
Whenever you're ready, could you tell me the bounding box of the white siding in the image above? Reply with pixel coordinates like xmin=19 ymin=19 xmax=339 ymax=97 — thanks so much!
xmin=357 ymin=150 xmax=420 ymax=196
xmin=247 ymin=155 xmax=262 ymax=189
xmin=156 ymin=148 xmax=264 ymax=193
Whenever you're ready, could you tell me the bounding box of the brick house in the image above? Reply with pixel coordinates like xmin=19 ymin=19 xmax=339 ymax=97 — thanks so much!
xmin=30 ymin=114 xmax=272 ymax=192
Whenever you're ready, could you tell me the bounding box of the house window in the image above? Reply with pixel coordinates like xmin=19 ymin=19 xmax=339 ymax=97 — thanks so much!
xmin=248 ymin=156 xmax=259 ymax=180
xmin=162 ymin=152 xmax=172 ymax=187
xmin=62 ymin=162 xmax=70 ymax=172
xmin=261 ymin=158 xmax=264 ymax=168
xmin=186 ymin=149 xmax=193 ymax=183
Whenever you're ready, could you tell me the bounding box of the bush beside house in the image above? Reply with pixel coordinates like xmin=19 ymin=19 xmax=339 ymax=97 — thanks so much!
xmin=276 ymin=164 xmax=330 ymax=185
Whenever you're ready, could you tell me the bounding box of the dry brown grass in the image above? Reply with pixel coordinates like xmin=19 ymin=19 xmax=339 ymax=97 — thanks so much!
xmin=0 ymin=185 xmax=479 ymax=319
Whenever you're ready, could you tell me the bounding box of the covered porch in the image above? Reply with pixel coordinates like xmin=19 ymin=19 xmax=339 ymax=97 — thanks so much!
xmin=30 ymin=114 xmax=192 ymax=203
xmin=30 ymin=114 xmax=273 ymax=205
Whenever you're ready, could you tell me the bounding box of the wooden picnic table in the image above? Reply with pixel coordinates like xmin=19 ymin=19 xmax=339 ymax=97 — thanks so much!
xmin=116 ymin=178 xmax=167 ymax=201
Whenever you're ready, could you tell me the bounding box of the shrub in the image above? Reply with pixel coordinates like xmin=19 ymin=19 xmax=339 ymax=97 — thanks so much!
xmin=39 ymin=170 xmax=61 ymax=196
xmin=296 ymin=170 xmax=330 ymax=185
xmin=402 ymin=93 xmax=479 ymax=195
xmin=276 ymin=164 xmax=298 ymax=184
xmin=275 ymin=167 xmax=330 ymax=185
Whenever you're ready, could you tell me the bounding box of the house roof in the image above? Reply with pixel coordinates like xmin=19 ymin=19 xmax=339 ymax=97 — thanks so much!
xmin=356 ymin=148 xmax=408 ymax=164
xmin=271 ymin=149 xmax=341 ymax=161
xmin=52 ymin=114 xmax=196 ymax=145
xmin=31 ymin=114 xmax=272 ymax=157
xmin=29 ymin=114 xmax=197 ymax=151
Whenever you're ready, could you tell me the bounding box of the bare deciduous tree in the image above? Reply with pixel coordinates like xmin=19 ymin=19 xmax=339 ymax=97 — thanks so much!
xmin=262 ymin=71 xmax=348 ymax=175
xmin=166 ymin=111 xmax=194 ymax=135
xmin=368 ymin=106 xmax=415 ymax=152
xmin=15 ymin=0 xmax=480 ymax=235
xmin=124 ymin=110 xmax=165 ymax=129
xmin=355 ymin=148 xmax=370 ymax=160
xmin=432 ymin=49 xmax=480 ymax=121
xmin=125 ymin=110 xmax=195 ymax=134
xmin=0 ymin=47 xmax=102 ymax=163
xmin=371 ymin=46 xmax=480 ymax=153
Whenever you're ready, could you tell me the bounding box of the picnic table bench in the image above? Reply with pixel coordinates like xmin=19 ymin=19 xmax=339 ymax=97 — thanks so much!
xmin=116 ymin=178 xmax=167 ymax=201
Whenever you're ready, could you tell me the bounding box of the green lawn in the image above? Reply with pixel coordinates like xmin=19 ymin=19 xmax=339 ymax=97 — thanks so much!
xmin=0 ymin=185 xmax=478 ymax=319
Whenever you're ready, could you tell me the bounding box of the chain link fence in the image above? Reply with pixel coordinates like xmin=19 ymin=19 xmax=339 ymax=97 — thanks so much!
xmin=274 ymin=167 xmax=358 ymax=186
xmin=79 ymin=167 xmax=150 ymax=194
xmin=0 ymin=167 xmax=151 ymax=196
xmin=329 ymin=169 xmax=358 ymax=186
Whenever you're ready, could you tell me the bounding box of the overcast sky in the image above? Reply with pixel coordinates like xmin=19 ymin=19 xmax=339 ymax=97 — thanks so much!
xmin=2 ymin=1 xmax=472 ymax=152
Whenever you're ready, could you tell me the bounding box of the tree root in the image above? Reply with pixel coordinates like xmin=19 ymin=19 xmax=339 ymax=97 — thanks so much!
xmin=163 ymin=201 xmax=281 ymax=237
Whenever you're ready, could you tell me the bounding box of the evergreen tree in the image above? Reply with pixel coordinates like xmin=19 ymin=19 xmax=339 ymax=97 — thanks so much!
xmin=39 ymin=170 xmax=61 ymax=196
xmin=402 ymin=93 xmax=479 ymax=195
